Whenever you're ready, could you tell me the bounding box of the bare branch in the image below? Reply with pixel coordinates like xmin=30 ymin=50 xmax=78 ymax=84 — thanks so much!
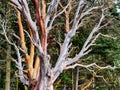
xmin=82 ymin=49 xmax=92 ymax=56
xmin=10 ymin=0 xmax=22 ymax=10
xmin=1 ymin=17 xmax=29 ymax=85
xmin=54 ymin=0 xmax=85 ymax=68
xmin=66 ymin=9 xmax=105 ymax=65
xmin=1 ymin=20 xmax=13 ymax=45
xmin=100 ymin=33 xmax=116 ymax=39
xmin=23 ymin=30 xmax=37 ymax=47
xmin=85 ymin=33 xmax=101 ymax=51
xmin=53 ymin=1 xmax=87 ymax=82
xmin=96 ymin=75 xmax=108 ymax=83
xmin=80 ymin=6 xmax=101 ymax=19
xmin=72 ymin=0 xmax=85 ymax=29
xmin=11 ymin=58 xmax=19 ymax=66
xmin=10 ymin=0 xmax=43 ymax=55
xmin=14 ymin=44 xmax=29 ymax=85
xmin=12 ymin=33 xmax=20 ymax=40
xmin=45 ymin=0 xmax=60 ymax=29
xmin=48 ymin=1 xmax=71 ymax=31
xmin=65 ymin=63 xmax=117 ymax=70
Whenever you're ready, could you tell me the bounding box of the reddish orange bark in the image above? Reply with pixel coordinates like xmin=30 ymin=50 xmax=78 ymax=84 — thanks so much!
xmin=15 ymin=8 xmax=41 ymax=89
xmin=32 ymin=0 xmax=46 ymax=50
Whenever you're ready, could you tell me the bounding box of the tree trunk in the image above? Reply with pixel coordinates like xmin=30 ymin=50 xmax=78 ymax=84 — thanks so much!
xmin=75 ymin=67 xmax=79 ymax=90
xmin=34 ymin=76 xmax=53 ymax=90
xmin=16 ymin=77 xmax=18 ymax=90
xmin=72 ymin=69 xmax=75 ymax=90
xmin=34 ymin=61 xmax=54 ymax=90
xmin=5 ymin=44 xmax=11 ymax=90
xmin=63 ymin=85 xmax=66 ymax=90
xmin=38 ymin=76 xmax=53 ymax=90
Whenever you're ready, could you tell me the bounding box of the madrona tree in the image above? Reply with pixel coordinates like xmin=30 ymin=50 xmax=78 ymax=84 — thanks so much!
xmin=1 ymin=0 xmax=116 ymax=90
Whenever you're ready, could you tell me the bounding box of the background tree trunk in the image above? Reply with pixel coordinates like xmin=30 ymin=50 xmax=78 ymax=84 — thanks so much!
xmin=63 ymin=85 xmax=66 ymax=90
xmin=72 ymin=69 xmax=75 ymax=90
xmin=5 ymin=43 xmax=11 ymax=90
xmin=75 ymin=67 xmax=79 ymax=90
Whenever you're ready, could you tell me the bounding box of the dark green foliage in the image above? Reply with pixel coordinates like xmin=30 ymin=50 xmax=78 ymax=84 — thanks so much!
xmin=109 ymin=2 xmax=120 ymax=20
xmin=59 ymin=71 xmax=72 ymax=84
xmin=92 ymin=37 xmax=117 ymax=55
xmin=56 ymin=71 xmax=72 ymax=89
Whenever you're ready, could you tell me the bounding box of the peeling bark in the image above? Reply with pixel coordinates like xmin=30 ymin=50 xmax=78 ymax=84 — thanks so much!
xmin=6 ymin=0 xmax=115 ymax=90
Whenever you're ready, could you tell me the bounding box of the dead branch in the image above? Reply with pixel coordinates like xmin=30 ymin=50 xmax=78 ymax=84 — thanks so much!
xmin=65 ymin=63 xmax=117 ymax=70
